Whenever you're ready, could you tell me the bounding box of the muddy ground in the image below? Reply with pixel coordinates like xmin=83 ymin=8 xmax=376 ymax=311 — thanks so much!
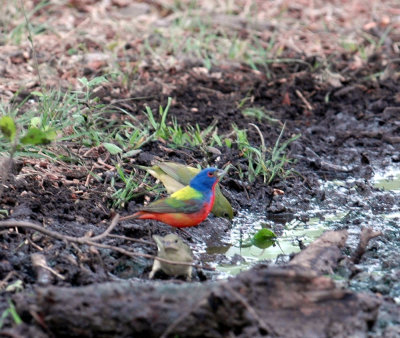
xmin=0 ymin=1 xmax=400 ymax=337
xmin=0 ymin=53 xmax=399 ymax=336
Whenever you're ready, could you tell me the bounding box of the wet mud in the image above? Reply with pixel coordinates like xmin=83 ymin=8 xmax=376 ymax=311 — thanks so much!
xmin=1 ymin=55 xmax=399 ymax=336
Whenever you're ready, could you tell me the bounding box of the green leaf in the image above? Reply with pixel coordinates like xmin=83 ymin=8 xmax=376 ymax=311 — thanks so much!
xmin=20 ymin=127 xmax=56 ymax=145
xmin=7 ymin=300 xmax=22 ymax=325
xmin=122 ymin=149 xmax=142 ymax=158
xmin=88 ymin=76 xmax=108 ymax=87
xmin=103 ymin=142 xmax=122 ymax=155
xmin=30 ymin=117 xmax=41 ymax=128
xmin=78 ymin=77 xmax=89 ymax=87
xmin=31 ymin=91 xmax=44 ymax=97
xmin=0 ymin=116 xmax=16 ymax=141
xmin=251 ymin=228 xmax=277 ymax=249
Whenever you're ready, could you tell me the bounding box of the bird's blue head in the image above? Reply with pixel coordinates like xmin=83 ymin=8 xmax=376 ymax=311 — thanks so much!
xmin=189 ymin=167 xmax=222 ymax=193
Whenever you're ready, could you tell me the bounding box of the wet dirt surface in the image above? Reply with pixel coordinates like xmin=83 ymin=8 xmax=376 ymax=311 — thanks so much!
xmin=1 ymin=55 xmax=400 ymax=335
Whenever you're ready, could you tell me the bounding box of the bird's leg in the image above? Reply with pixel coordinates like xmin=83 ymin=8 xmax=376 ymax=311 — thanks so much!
xmin=186 ymin=266 xmax=193 ymax=281
xmin=149 ymin=260 xmax=161 ymax=279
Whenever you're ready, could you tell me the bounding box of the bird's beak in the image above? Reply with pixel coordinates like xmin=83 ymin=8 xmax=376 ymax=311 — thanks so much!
xmin=214 ymin=169 xmax=224 ymax=179
xmin=215 ymin=164 xmax=231 ymax=179
xmin=164 ymin=240 xmax=180 ymax=251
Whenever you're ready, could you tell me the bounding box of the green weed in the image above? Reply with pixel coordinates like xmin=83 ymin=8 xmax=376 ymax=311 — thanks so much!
xmin=110 ymin=166 xmax=161 ymax=209
xmin=233 ymin=123 xmax=300 ymax=183
xmin=242 ymin=107 xmax=282 ymax=125
xmin=0 ymin=300 xmax=22 ymax=329
xmin=143 ymin=98 xmax=219 ymax=149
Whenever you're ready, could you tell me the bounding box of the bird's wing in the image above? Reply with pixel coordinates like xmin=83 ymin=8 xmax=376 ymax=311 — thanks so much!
xmin=141 ymin=186 xmax=205 ymax=214
xmin=147 ymin=165 xmax=185 ymax=194
xmin=158 ymin=162 xmax=199 ymax=185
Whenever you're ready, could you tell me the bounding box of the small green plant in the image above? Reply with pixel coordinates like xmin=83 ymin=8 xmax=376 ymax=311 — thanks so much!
xmin=144 ymin=98 xmax=219 ymax=149
xmin=0 ymin=300 xmax=22 ymax=329
xmin=144 ymin=97 xmax=172 ymax=140
xmin=0 ymin=115 xmax=56 ymax=154
xmin=240 ymin=228 xmax=277 ymax=249
xmin=111 ymin=166 xmax=142 ymax=209
xmin=233 ymin=123 xmax=300 ymax=183
xmin=110 ymin=166 xmax=162 ymax=209
xmin=0 ymin=114 xmax=56 ymax=197
xmin=242 ymin=107 xmax=281 ymax=125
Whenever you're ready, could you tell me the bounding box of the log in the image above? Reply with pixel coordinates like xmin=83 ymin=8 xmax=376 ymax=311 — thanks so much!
xmin=289 ymin=229 xmax=348 ymax=274
xmin=13 ymin=230 xmax=380 ymax=337
xmin=14 ymin=267 xmax=380 ymax=337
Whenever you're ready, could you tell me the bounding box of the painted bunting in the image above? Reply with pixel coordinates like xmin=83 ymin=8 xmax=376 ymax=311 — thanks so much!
xmin=141 ymin=162 xmax=233 ymax=220
xmin=119 ymin=167 xmax=222 ymax=228
xmin=149 ymin=234 xmax=193 ymax=280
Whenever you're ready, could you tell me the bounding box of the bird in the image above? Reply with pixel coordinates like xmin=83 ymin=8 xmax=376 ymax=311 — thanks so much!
xmin=149 ymin=233 xmax=193 ymax=280
xmin=119 ymin=167 xmax=223 ymax=228
xmin=139 ymin=162 xmax=233 ymax=220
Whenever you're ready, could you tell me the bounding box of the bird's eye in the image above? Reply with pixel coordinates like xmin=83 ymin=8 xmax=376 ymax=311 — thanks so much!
xmin=174 ymin=239 xmax=178 ymax=243
xmin=207 ymin=172 xmax=214 ymax=177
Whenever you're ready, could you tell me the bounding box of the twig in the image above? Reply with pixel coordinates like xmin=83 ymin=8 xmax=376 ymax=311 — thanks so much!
xmin=97 ymin=157 xmax=115 ymax=170
xmin=85 ymin=164 xmax=95 ymax=187
xmin=0 ymin=271 xmax=16 ymax=290
xmin=107 ymin=234 xmax=156 ymax=246
xmin=351 ymin=227 xmax=382 ymax=264
xmin=20 ymin=0 xmax=42 ymax=87
xmin=32 ymin=253 xmax=65 ymax=283
xmin=27 ymin=236 xmax=44 ymax=251
xmin=88 ymin=215 xmax=120 ymax=241
xmin=0 ymin=219 xmax=214 ymax=271
xmin=119 ymin=213 xmax=139 ymax=222
xmin=295 ymin=89 xmax=313 ymax=111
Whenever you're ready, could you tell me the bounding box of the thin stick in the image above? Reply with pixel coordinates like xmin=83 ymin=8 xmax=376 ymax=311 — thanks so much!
xmin=107 ymin=234 xmax=156 ymax=246
xmin=119 ymin=214 xmax=139 ymax=222
xmin=88 ymin=215 xmax=120 ymax=241
xmin=0 ymin=220 xmax=214 ymax=271
xmin=0 ymin=271 xmax=16 ymax=290
xmin=351 ymin=227 xmax=382 ymax=264
xmin=295 ymin=89 xmax=313 ymax=111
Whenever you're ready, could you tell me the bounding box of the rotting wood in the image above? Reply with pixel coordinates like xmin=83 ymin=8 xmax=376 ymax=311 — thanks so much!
xmin=351 ymin=227 xmax=382 ymax=264
xmin=13 ymin=265 xmax=380 ymax=338
xmin=289 ymin=229 xmax=348 ymax=274
xmin=12 ymin=230 xmax=381 ymax=338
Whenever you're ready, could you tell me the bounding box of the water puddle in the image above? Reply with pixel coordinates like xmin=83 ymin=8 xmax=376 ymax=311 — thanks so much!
xmin=211 ymin=211 xmax=330 ymax=277
xmin=373 ymin=166 xmax=400 ymax=193
xmin=208 ymin=166 xmax=400 ymax=299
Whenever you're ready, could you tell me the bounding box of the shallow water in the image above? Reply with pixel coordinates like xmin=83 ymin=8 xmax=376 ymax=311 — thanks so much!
xmin=209 ymin=166 xmax=400 ymax=302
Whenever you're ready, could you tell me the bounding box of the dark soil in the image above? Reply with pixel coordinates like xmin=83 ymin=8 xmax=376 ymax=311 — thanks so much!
xmin=1 ymin=53 xmax=399 ymax=336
